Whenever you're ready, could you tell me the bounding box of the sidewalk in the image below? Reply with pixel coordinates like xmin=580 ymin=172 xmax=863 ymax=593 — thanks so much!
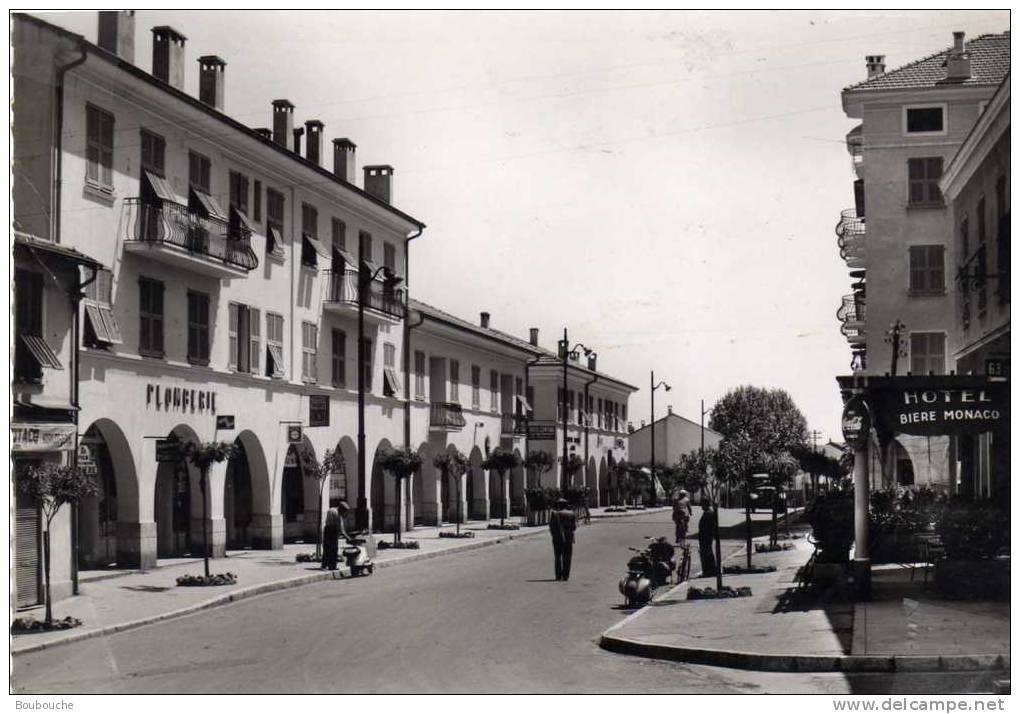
xmin=12 ymin=506 xmax=668 ymax=656
xmin=600 ymin=533 xmax=1010 ymax=674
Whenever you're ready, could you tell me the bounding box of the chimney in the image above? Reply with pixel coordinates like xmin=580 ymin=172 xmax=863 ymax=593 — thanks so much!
xmin=587 ymin=353 xmax=597 ymax=371
xmin=363 ymin=165 xmax=394 ymax=204
xmin=98 ymin=11 xmax=134 ymax=62
xmin=254 ymin=128 xmax=272 ymax=140
xmin=667 ymin=405 xmax=673 ymax=415
xmin=943 ymin=31 xmax=971 ymax=82
xmin=292 ymin=127 xmax=304 ymax=155
xmin=305 ymin=120 xmax=323 ymax=165
xmin=151 ymin=26 xmax=186 ymax=90
xmin=272 ymin=100 xmax=294 ymax=148
xmin=529 ymin=328 xmax=539 ymax=346
xmin=865 ymin=55 xmax=885 ymax=79
xmin=333 ymin=139 xmax=357 ymax=183
xmin=480 ymin=312 xmax=490 ymax=329
xmin=197 ymin=55 xmax=226 ymax=111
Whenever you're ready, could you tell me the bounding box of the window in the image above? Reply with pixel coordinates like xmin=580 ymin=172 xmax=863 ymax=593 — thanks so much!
xmin=908 ymin=245 xmax=945 ymax=294
xmin=996 ymin=175 xmax=1009 ymax=304
xmin=331 ymin=329 xmax=346 ymax=387
xmin=228 ymin=303 xmax=259 ymax=373
xmin=83 ymin=268 xmax=122 ymax=348
xmin=489 ymin=370 xmax=499 ymax=411
xmin=138 ymin=277 xmax=165 ymax=358
xmin=332 ymin=218 xmax=346 ymax=251
xmin=140 ymin=130 xmax=166 ymax=176
xmin=86 ymin=104 xmax=114 ymax=189
xmin=266 ymin=189 xmax=285 ymax=258
xmin=905 ymin=106 xmax=944 ymax=134
xmin=301 ymin=321 xmax=318 ymax=383
xmin=359 ymin=231 xmax=372 ymax=262
xmin=414 ymin=351 xmax=426 ymax=400
xmin=360 ymin=337 xmax=373 ymax=392
xmin=266 ymin=312 xmax=285 ymax=378
xmin=471 ymin=365 xmax=481 ymax=409
xmin=597 ymin=397 xmax=603 ymax=427
xmin=449 ymin=359 xmax=460 ymax=403
xmin=568 ymin=390 xmax=576 ymax=423
xmin=384 ymin=242 xmax=396 ymax=274
xmin=252 ymin=180 xmax=262 ymax=222
xmin=910 ymin=332 xmax=945 ymax=376
xmin=382 ymin=343 xmax=400 ymax=397
xmin=302 ymin=203 xmax=320 ymax=268
xmin=188 ymin=151 xmax=211 ymax=192
xmin=187 ymin=291 xmax=210 ymax=365
xmin=15 ymin=269 xmax=60 ymax=381
xmin=229 ymin=171 xmax=249 ymax=214
xmin=907 ymin=157 xmax=943 ymax=206
xmin=525 ymin=386 xmax=535 ymax=418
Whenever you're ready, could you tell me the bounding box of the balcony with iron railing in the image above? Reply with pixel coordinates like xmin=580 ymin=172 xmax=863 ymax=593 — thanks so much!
xmin=501 ymin=412 xmax=528 ymax=435
xmin=837 ymin=293 xmax=866 ymax=347
xmin=429 ymin=402 xmax=466 ymax=431
xmin=846 ymin=124 xmax=864 ymax=178
xmin=122 ymin=198 xmax=258 ymax=278
xmin=323 ymin=267 xmax=406 ymax=323
xmin=835 ymin=208 xmax=866 ymax=268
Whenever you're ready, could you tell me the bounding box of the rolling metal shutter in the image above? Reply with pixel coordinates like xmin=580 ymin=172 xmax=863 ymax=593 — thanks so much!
xmin=15 ymin=501 xmax=41 ymax=608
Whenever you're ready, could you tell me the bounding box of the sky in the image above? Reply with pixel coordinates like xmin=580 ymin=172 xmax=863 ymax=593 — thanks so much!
xmin=35 ymin=9 xmax=1011 ymax=444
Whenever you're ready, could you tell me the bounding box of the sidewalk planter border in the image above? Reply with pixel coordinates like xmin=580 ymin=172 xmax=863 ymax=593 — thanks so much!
xmin=177 ymin=573 xmax=237 ymax=587
xmin=11 ymin=616 xmax=82 ymax=634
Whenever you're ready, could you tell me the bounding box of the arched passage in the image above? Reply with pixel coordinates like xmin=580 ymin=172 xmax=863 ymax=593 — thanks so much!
xmin=76 ymin=418 xmax=137 ymax=567
xmin=598 ymin=457 xmax=609 ymax=507
xmin=281 ymin=436 xmax=318 ymax=543
xmin=333 ymin=437 xmax=358 ymax=533
xmin=468 ymin=446 xmax=487 ymax=520
xmin=443 ymin=445 xmax=468 ymax=524
xmin=413 ymin=443 xmax=437 ymax=526
xmin=370 ymin=439 xmax=395 ymax=533
xmin=155 ymin=425 xmax=201 ymax=558
xmin=510 ymin=449 xmax=526 ymax=516
xmin=587 ymin=456 xmax=598 ymax=507
xmin=225 ymin=431 xmax=269 ymax=550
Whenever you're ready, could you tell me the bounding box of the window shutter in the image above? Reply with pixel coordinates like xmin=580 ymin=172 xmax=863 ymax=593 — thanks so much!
xmin=250 ymin=308 xmax=261 ymax=373
xmin=228 ymin=303 xmax=238 ymax=369
xmin=930 ymin=245 xmax=944 ymax=290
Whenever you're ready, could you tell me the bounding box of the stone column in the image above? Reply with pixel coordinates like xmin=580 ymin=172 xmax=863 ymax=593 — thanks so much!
xmin=116 ymin=521 xmax=157 ymax=569
xmin=250 ymin=512 xmax=283 ymax=550
xmin=191 ymin=460 xmax=227 ymax=558
xmin=852 ymin=442 xmax=871 ymax=599
xmin=471 ymin=467 xmax=489 ymax=520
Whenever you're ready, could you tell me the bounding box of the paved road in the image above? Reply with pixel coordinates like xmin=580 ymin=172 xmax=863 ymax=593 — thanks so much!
xmin=11 ymin=512 xmax=855 ymax=694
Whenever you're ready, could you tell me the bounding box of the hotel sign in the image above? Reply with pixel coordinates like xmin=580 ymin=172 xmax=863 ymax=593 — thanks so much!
xmin=870 ymin=385 xmax=1009 ymax=437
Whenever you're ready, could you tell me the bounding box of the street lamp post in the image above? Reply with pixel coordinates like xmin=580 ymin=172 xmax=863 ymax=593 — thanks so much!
xmin=559 ymin=328 xmax=593 ymax=489
xmin=649 ymin=371 xmax=671 ymax=505
xmin=355 ymin=257 xmax=402 ymax=531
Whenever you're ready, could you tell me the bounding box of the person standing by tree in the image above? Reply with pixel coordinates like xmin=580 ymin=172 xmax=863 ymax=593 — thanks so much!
xmin=672 ymin=489 xmax=692 ymax=544
xmin=549 ymin=497 xmax=577 ymax=581
xmin=697 ymin=500 xmax=718 ymax=577
xmin=321 ymin=507 xmax=341 ymax=571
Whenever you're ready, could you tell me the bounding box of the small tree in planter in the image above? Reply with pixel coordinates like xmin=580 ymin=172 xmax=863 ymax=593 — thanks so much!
xmin=183 ymin=441 xmax=239 ymax=580
xmin=482 ymin=447 xmax=522 ymax=527
xmin=680 ymin=446 xmax=725 ymax=591
xmin=434 ymin=448 xmax=469 ymax=536
xmin=767 ymin=452 xmax=799 ymax=547
xmin=304 ymin=447 xmax=346 ymax=560
xmin=525 ymin=449 xmax=555 ymax=488
xmin=561 ymin=453 xmax=584 ymax=489
xmin=17 ymin=463 xmax=97 ymax=626
xmin=378 ymin=447 xmax=422 ymax=545
xmin=804 ymin=485 xmax=855 ymax=565
xmin=524 ymin=450 xmax=555 ymax=524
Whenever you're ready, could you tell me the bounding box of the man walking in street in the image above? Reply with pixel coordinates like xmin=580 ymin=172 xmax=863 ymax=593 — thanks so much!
xmin=672 ymin=489 xmax=692 ymax=544
xmin=549 ymin=497 xmax=577 ymax=581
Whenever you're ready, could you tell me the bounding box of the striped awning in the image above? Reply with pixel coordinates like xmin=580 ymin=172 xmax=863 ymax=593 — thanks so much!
xmin=304 ymin=234 xmax=330 ymax=257
xmin=190 ymin=188 xmax=228 ymax=221
xmin=232 ymin=207 xmax=258 ymax=235
xmin=333 ymin=247 xmax=356 ymax=266
xmin=20 ymin=334 xmax=62 ymax=369
xmin=144 ymin=171 xmax=185 ymax=206
xmin=516 ymin=394 xmax=532 ymax=412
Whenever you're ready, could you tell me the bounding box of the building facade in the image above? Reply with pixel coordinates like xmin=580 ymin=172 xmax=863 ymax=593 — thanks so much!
xmin=939 ymin=74 xmax=1010 ymax=499
xmin=11 ymin=12 xmax=635 ymax=608
xmin=837 ymin=31 xmax=1010 ymax=491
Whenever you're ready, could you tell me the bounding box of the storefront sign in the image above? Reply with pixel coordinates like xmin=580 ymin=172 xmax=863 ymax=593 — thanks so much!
xmin=155 ymin=439 xmax=182 ymax=463
xmin=287 ymin=425 xmax=303 ymax=444
xmin=216 ymin=415 xmax=235 ymax=430
xmin=77 ymin=444 xmax=98 ymax=475
xmin=309 ymin=396 xmax=329 ymax=427
xmin=841 ymin=396 xmax=870 ymax=449
xmin=870 ymin=385 xmax=1009 ymax=436
xmin=528 ymin=424 xmax=556 ymax=441
xmin=11 ymin=423 xmax=76 ymax=452
xmin=146 ymin=384 xmax=217 ymax=413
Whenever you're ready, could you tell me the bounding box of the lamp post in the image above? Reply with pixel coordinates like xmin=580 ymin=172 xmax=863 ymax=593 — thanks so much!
xmin=355 ymin=257 xmax=402 ymax=531
xmin=649 ymin=371 xmax=671 ymax=505
xmin=559 ymin=328 xmax=593 ymax=489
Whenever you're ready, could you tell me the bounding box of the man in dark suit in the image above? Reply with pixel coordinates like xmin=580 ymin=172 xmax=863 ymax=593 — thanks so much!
xmin=549 ymin=497 xmax=577 ymax=581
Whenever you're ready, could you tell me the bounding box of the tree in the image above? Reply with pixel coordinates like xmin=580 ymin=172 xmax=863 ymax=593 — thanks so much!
xmin=18 ymin=463 xmax=97 ymax=625
xmin=710 ymin=386 xmax=808 ymax=570
xmin=766 ymin=451 xmax=799 ymax=546
xmin=303 ymin=447 xmax=346 ymax=559
xmin=656 ymin=462 xmax=683 ymax=501
xmin=378 ymin=447 xmax=423 ymax=544
xmin=561 ymin=453 xmax=584 ymax=489
xmin=525 ymin=450 xmax=554 ymax=489
xmin=434 ymin=448 xmax=468 ymax=535
xmin=481 ymin=447 xmax=522 ymax=526
xmin=183 ymin=441 xmax=238 ymax=578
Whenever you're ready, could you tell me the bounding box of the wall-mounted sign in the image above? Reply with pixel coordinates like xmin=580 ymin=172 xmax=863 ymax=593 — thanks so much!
xmin=155 ymin=439 xmax=182 ymax=463
xmin=287 ymin=425 xmax=303 ymax=444
xmin=528 ymin=424 xmax=556 ymax=441
xmin=11 ymin=423 xmax=76 ymax=453
xmin=986 ymin=358 xmax=1008 ymax=378
xmin=147 ymin=384 xmax=217 ymax=413
xmin=216 ymin=415 xmax=235 ymax=430
xmin=841 ymin=395 xmax=871 ymax=449
xmin=309 ymin=396 xmax=329 ymax=427
xmin=870 ymin=386 xmax=1008 ymax=436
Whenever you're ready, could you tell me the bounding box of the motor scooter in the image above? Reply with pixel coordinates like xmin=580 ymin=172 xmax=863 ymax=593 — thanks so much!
xmin=341 ymin=530 xmax=376 ymax=576
xmin=618 ymin=547 xmax=654 ymax=607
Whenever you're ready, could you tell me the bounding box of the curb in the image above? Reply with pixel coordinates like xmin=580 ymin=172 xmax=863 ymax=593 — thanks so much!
xmin=12 ymin=526 xmax=549 ymax=657
xmin=598 ymin=633 xmax=1010 ymax=674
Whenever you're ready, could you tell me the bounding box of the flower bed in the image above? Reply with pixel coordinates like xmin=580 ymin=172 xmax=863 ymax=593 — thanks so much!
xmin=439 ymin=531 xmax=475 ymax=539
xmin=723 ymin=564 xmax=777 ymax=575
xmin=487 ymin=523 xmax=520 ymax=531
xmin=295 ymin=553 xmax=321 ymax=563
xmin=177 ymin=572 xmax=237 ymax=587
xmin=11 ymin=616 xmax=82 ymax=633
xmin=377 ymin=540 xmax=420 ymax=550
xmin=754 ymin=542 xmax=794 ymax=553
xmin=687 ymin=585 xmax=753 ymax=600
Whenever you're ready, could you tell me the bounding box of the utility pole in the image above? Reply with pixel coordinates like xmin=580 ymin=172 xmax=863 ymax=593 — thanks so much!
xmin=650 ymin=371 xmax=671 ymax=505
xmin=885 ymin=319 xmax=906 ymax=376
